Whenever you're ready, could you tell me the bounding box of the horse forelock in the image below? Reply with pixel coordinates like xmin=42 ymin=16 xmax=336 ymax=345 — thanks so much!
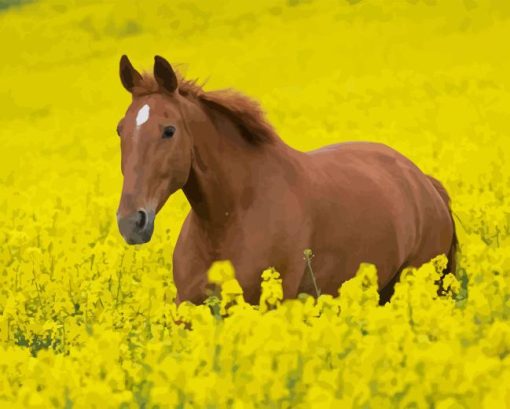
xmin=131 ymin=72 xmax=278 ymax=146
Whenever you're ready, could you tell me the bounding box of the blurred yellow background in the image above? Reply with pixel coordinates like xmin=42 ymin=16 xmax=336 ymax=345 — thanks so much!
xmin=1 ymin=0 xmax=509 ymax=249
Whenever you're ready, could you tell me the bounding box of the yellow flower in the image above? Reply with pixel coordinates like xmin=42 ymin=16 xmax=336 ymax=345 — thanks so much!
xmin=259 ymin=267 xmax=283 ymax=313
xmin=207 ymin=260 xmax=236 ymax=285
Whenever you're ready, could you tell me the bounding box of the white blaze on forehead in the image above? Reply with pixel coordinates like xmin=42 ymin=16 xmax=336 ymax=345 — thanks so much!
xmin=135 ymin=104 xmax=150 ymax=127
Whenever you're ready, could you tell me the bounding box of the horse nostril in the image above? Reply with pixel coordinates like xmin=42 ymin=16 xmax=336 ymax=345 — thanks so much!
xmin=136 ymin=209 xmax=148 ymax=230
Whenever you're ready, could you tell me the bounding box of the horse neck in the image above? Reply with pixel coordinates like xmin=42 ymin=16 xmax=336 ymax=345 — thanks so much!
xmin=181 ymin=98 xmax=301 ymax=227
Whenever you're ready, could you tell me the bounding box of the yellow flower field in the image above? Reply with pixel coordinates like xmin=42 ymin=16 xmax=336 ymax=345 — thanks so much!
xmin=1 ymin=0 xmax=510 ymax=407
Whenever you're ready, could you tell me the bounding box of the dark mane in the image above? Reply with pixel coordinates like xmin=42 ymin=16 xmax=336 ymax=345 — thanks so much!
xmin=133 ymin=72 xmax=278 ymax=145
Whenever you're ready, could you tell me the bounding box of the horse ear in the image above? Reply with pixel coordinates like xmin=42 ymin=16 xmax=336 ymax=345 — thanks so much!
xmin=119 ymin=55 xmax=142 ymax=93
xmin=154 ymin=55 xmax=178 ymax=94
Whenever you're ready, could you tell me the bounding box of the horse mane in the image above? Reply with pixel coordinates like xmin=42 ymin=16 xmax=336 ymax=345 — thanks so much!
xmin=132 ymin=72 xmax=277 ymax=146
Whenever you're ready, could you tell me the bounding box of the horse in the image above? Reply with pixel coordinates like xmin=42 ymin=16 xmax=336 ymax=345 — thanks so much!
xmin=116 ymin=55 xmax=458 ymax=305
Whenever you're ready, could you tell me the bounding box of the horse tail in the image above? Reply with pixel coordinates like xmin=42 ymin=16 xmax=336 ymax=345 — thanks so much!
xmin=427 ymin=175 xmax=458 ymax=276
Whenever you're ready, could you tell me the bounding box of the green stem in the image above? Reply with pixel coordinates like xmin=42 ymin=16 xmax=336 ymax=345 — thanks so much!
xmin=304 ymin=249 xmax=321 ymax=297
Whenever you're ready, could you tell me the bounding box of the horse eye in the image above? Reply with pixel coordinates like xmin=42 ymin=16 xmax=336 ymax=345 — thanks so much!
xmin=162 ymin=126 xmax=176 ymax=139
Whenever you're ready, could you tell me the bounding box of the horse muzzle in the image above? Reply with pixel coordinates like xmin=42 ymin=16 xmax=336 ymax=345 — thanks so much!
xmin=117 ymin=208 xmax=155 ymax=245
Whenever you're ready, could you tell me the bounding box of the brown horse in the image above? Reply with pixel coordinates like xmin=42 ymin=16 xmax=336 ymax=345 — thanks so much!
xmin=116 ymin=55 xmax=457 ymax=305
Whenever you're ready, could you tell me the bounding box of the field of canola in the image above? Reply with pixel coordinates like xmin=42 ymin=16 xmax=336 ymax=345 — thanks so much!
xmin=1 ymin=0 xmax=510 ymax=407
